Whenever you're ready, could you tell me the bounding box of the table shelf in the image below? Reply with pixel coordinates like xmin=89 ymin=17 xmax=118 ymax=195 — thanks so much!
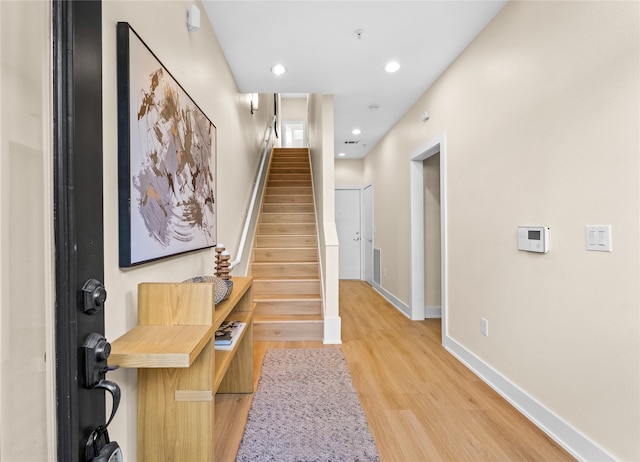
xmin=109 ymin=277 xmax=254 ymax=462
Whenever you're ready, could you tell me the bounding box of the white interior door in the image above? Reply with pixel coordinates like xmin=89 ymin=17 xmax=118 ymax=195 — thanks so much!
xmin=335 ymin=189 xmax=361 ymax=279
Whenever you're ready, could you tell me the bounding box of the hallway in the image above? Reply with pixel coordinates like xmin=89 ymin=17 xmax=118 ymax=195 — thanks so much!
xmin=229 ymin=281 xmax=574 ymax=461
xmin=338 ymin=280 xmax=572 ymax=461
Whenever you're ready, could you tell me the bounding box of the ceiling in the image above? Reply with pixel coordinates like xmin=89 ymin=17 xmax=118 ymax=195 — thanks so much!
xmin=202 ymin=1 xmax=507 ymax=159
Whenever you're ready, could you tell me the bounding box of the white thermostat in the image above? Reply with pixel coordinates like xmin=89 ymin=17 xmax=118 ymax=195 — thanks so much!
xmin=518 ymin=226 xmax=549 ymax=253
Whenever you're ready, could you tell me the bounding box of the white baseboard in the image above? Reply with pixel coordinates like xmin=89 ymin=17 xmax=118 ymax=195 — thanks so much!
xmin=367 ymin=283 xmax=612 ymax=460
xmin=370 ymin=284 xmax=442 ymax=320
xmin=425 ymin=306 xmax=441 ymax=318
xmin=444 ymin=336 xmax=615 ymax=462
xmin=370 ymin=282 xmax=410 ymax=318
xmin=323 ymin=316 xmax=342 ymax=344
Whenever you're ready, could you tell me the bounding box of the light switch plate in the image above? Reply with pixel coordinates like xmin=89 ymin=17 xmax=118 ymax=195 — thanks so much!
xmin=586 ymin=225 xmax=612 ymax=252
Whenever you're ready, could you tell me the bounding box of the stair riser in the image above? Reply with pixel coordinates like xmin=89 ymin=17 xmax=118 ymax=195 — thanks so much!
xmin=253 ymin=280 xmax=321 ymax=295
xmin=270 ymin=168 xmax=310 ymax=174
xmin=272 ymin=153 xmax=308 ymax=157
xmin=254 ymin=248 xmax=318 ymax=262
xmin=262 ymin=204 xmax=314 ymax=214
xmin=268 ymin=180 xmax=312 ymax=188
xmin=269 ymin=163 xmax=309 ymax=170
xmin=256 ymin=235 xmax=317 ymax=248
xmin=271 ymin=154 xmax=309 ymax=165
xmin=272 ymin=153 xmax=308 ymax=158
xmin=269 ymin=174 xmax=311 ymax=181
xmin=253 ymin=321 xmax=323 ymax=342
xmin=265 ymin=187 xmax=312 ymax=196
xmin=254 ymin=300 xmax=322 ymax=316
xmin=258 ymin=223 xmax=316 ymax=235
xmin=260 ymin=213 xmax=315 ymax=224
xmin=273 ymin=152 xmax=309 ymax=159
xmin=251 ymin=263 xmax=318 ymax=277
xmin=270 ymin=158 xmax=309 ymax=164
xmin=264 ymin=195 xmax=313 ymax=204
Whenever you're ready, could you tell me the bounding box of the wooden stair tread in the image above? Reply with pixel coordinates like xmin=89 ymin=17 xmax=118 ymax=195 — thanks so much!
xmin=256 ymin=232 xmax=316 ymax=235
xmin=255 ymin=234 xmax=317 ymax=238
xmin=253 ymin=294 xmax=322 ymax=301
xmin=252 ymin=261 xmax=317 ymax=265
xmin=253 ymin=314 xmax=323 ymax=322
xmin=253 ymin=247 xmax=317 ymax=251
xmin=253 ymin=276 xmax=320 ymax=281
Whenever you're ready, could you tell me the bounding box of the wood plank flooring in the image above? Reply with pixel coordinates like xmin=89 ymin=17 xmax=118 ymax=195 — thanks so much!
xmin=215 ymin=280 xmax=574 ymax=461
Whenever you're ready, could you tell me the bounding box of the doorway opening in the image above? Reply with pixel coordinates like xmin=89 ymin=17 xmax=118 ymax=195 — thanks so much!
xmin=282 ymin=120 xmax=306 ymax=148
xmin=423 ymin=154 xmax=441 ymax=318
xmin=410 ymin=133 xmax=448 ymax=337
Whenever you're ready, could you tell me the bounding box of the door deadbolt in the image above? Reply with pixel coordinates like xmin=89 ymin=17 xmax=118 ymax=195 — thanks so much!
xmin=82 ymin=279 xmax=107 ymax=314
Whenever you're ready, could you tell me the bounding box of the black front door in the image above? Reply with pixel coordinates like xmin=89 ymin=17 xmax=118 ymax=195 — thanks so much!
xmin=53 ymin=1 xmax=115 ymax=461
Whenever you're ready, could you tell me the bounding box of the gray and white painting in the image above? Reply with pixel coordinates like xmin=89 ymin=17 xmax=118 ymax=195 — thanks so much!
xmin=128 ymin=32 xmax=216 ymax=264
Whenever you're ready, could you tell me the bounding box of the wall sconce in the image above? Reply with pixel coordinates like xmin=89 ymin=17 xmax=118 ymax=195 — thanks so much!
xmin=250 ymin=93 xmax=259 ymax=114
xmin=187 ymin=5 xmax=201 ymax=32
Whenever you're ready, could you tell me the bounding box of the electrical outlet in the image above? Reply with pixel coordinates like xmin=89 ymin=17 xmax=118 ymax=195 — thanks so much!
xmin=481 ymin=318 xmax=489 ymax=336
xmin=383 ymin=268 xmax=387 ymax=278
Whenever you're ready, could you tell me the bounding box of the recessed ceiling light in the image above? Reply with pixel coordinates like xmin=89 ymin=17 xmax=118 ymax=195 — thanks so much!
xmin=338 ymin=152 xmax=346 ymax=157
xmin=384 ymin=61 xmax=400 ymax=73
xmin=352 ymin=128 xmax=361 ymax=135
xmin=271 ymin=64 xmax=287 ymax=75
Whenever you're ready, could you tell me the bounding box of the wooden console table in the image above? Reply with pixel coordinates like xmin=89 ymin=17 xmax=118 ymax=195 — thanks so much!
xmin=110 ymin=277 xmax=254 ymax=461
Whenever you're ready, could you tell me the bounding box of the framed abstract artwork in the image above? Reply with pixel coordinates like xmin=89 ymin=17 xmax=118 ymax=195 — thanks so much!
xmin=117 ymin=22 xmax=216 ymax=267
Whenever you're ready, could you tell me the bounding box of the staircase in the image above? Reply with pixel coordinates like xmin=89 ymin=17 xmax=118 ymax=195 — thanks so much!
xmin=251 ymin=148 xmax=324 ymax=341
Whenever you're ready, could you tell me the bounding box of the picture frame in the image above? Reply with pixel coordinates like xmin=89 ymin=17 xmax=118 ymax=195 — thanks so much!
xmin=117 ymin=22 xmax=216 ymax=267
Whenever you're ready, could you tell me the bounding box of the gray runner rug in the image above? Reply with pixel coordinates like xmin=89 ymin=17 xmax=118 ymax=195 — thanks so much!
xmin=236 ymin=348 xmax=380 ymax=462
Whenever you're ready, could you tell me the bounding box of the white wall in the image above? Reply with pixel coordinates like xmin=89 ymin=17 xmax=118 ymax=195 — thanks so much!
xmin=335 ymin=158 xmax=365 ymax=186
xmin=102 ymin=1 xmax=273 ymax=457
xmin=281 ymin=96 xmax=307 ymax=121
xmin=363 ymin=1 xmax=639 ymax=460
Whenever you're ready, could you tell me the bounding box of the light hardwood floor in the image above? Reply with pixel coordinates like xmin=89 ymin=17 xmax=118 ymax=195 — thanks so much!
xmin=216 ymin=280 xmax=574 ymax=461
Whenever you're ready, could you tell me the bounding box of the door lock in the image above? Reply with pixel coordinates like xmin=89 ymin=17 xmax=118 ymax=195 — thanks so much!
xmin=82 ymin=279 xmax=108 ymax=314
xmin=82 ymin=332 xmax=122 ymax=461
xmin=81 ymin=333 xmax=118 ymax=389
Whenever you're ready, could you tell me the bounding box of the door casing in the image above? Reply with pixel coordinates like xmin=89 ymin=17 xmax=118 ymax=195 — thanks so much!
xmin=409 ymin=132 xmax=448 ymax=334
